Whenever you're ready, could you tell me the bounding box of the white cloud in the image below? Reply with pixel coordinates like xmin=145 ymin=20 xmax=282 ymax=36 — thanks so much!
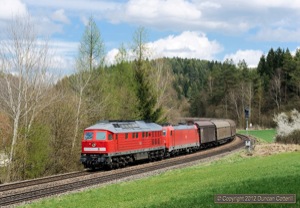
xmin=105 ymin=48 xmax=119 ymax=65
xmin=125 ymin=0 xmax=201 ymax=21
xmin=80 ymin=16 xmax=89 ymax=26
xmin=48 ymin=40 xmax=79 ymax=75
xmin=32 ymin=17 xmax=64 ymax=36
xmin=0 ymin=0 xmax=27 ymax=19
xmin=51 ymin=9 xmax=70 ymax=24
xmin=149 ymin=31 xmax=222 ymax=60
xmin=51 ymin=55 xmax=74 ymax=76
xmin=253 ymin=28 xmax=300 ymax=42
xmin=250 ymin=0 xmax=300 ymax=9
xmin=291 ymin=47 xmax=300 ymax=57
xmin=20 ymin=0 xmax=300 ymax=41
xmin=223 ymin=50 xmax=263 ymax=68
xmin=49 ymin=40 xmax=78 ymax=56
xmin=23 ymin=0 xmax=119 ymax=12
xmin=106 ymin=31 xmax=223 ymax=65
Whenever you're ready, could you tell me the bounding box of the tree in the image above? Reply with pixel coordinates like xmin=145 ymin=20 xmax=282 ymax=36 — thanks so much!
xmin=282 ymin=49 xmax=294 ymax=102
xmin=151 ymin=58 xmax=175 ymax=122
xmin=0 ymin=15 xmax=55 ymax=180
xmin=132 ymin=27 xmax=162 ymax=121
xmin=270 ymin=68 xmax=282 ymax=110
xmin=115 ymin=43 xmax=128 ymax=64
xmin=71 ymin=16 xmax=105 ymax=151
xmin=77 ymin=16 xmax=105 ymax=71
xmin=291 ymin=49 xmax=300 ymax=96
xmin=42 ymin=92 xmax=80 ymax=173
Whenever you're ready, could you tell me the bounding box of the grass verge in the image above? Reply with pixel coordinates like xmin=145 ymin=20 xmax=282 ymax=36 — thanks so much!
xmin=238 ymin=129 xmax=276 ymax=143
xmin=22 ymin=151 xmax=300 ymax=208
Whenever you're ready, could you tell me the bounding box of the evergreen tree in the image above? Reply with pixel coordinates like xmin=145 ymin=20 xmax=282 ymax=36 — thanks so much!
xmin=132 ymin=27 xmax=162 ymax=122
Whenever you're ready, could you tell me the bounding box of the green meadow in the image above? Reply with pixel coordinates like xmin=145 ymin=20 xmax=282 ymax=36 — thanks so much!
xmin=238 ymin=129 xmax=276 ymax=143
xmin=22 ymin=150 xmax=299 ymax=208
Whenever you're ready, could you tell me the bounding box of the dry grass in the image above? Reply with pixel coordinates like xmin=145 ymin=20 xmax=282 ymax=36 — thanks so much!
xmin=244 ymin=143 xmax=300 ymax=157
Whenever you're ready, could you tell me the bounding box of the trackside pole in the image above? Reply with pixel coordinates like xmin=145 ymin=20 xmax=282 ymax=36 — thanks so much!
xmin=244 ymin=108 xmax=252 ymax=154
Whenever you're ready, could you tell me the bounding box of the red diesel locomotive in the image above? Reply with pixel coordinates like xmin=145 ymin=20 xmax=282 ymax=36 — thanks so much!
xmin=80 ymin=120 xmax=164 ymax=169
xmin=80 ymin=119 xmax=236 ymax=169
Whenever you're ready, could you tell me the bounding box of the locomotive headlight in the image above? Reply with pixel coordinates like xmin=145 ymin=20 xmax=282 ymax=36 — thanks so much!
xmin=92 ymin=143 xmax=96 ymax=147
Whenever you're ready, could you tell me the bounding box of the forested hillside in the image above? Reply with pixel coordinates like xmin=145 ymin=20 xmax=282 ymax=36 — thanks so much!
xmin=168 ymin=47 xmax=300 ymax=127
xmin=55 ymin=47 xmax=300 ymax=136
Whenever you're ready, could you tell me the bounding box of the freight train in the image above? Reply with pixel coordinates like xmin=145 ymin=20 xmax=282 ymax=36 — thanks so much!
xmin=80 ymin=119 xmax=236 ymax=169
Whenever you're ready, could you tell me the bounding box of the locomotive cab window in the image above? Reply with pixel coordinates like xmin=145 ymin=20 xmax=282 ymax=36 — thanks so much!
xmin=96 ymin=132 xmax=106 ymax=140
xmin=108 ymin=134 xmax=113 ymax=140
xmin=162 ymin=130 xmax=166 ymax=136
xmin=84 ymin=132 xmax=93 ymax=140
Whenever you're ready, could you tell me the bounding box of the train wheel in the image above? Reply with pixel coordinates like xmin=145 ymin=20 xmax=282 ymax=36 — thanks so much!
xmin=113 ymin=158 xmax=119 ymax=169
xmin=119 ymin=157 xmax=126 ymax=168
xmin=105 ymin=163 xmax=113 ymax=170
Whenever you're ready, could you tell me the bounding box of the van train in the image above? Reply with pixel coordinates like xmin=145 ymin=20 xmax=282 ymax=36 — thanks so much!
xmin=80 ymin=119 xmax=236 ymax=169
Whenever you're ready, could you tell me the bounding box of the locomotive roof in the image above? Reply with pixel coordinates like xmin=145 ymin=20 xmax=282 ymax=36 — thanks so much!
xmin=173 ymin=124 xmax=196 ymax=130
xmin=85 ymin=120 xmax=162 ymax=133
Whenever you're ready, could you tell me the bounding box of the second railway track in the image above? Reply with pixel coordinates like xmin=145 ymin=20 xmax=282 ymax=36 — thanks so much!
xmin=0 ymin=134 xmax=249 ymax=207
xmin=0 ymin=171 xmax=91 ymax=193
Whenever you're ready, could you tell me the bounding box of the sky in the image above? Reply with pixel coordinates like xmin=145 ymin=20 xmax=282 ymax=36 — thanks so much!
xmin=1 ymin=0 xmax=300 ymax=75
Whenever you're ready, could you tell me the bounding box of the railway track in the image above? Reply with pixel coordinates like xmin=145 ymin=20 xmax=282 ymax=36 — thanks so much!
xmin=0 ymin=171 xmax=91 ymax=192
xmin=0 ymin=134 xmax=249 ymax=207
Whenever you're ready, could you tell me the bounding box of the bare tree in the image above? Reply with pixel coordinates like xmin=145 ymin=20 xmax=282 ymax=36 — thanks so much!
xmin=208 ymin=74 xmax=214 ymax=96
xmin=245 ymin=82 xmax=253 ymax=123
xmin=270 ymin=68 xmax=282 ymax=110
xmin=151 ymin=58 xmax=174 ymax=121
xmin=115 ymin=43 xmax=128 ymax=64
xmin=229 ymin=89 xmax=240 ymax=121
xmin=132 ymin=27 xmax=150 ymax=63
xmin=0 ymin=15 xmax=55 ymax=177
xmin=71 ymin=16 xmax=105 ymax=151
xmin=255 ymin=79 xmax=264 ymax=126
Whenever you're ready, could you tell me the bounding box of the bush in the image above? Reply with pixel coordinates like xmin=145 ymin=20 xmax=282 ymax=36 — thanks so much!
xmin=274 ymin=109 xmax=300 ymax=144
xmin=275 ymin=129 xmax=300 ymax=144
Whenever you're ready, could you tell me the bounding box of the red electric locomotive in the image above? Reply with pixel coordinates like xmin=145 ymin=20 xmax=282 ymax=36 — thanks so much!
xmin=162 ymin=124 xmax=200 ymax=157
xmin=80 ymin=120 xmax=164 ymax=169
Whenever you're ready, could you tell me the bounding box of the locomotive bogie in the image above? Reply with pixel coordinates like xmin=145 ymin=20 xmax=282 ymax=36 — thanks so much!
xmin=80 ymin=153 xmax=109 ymax=169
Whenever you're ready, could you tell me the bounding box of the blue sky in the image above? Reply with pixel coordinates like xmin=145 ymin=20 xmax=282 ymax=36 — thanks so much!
xmin=1 ymin=0 xmax=300 ymax=75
